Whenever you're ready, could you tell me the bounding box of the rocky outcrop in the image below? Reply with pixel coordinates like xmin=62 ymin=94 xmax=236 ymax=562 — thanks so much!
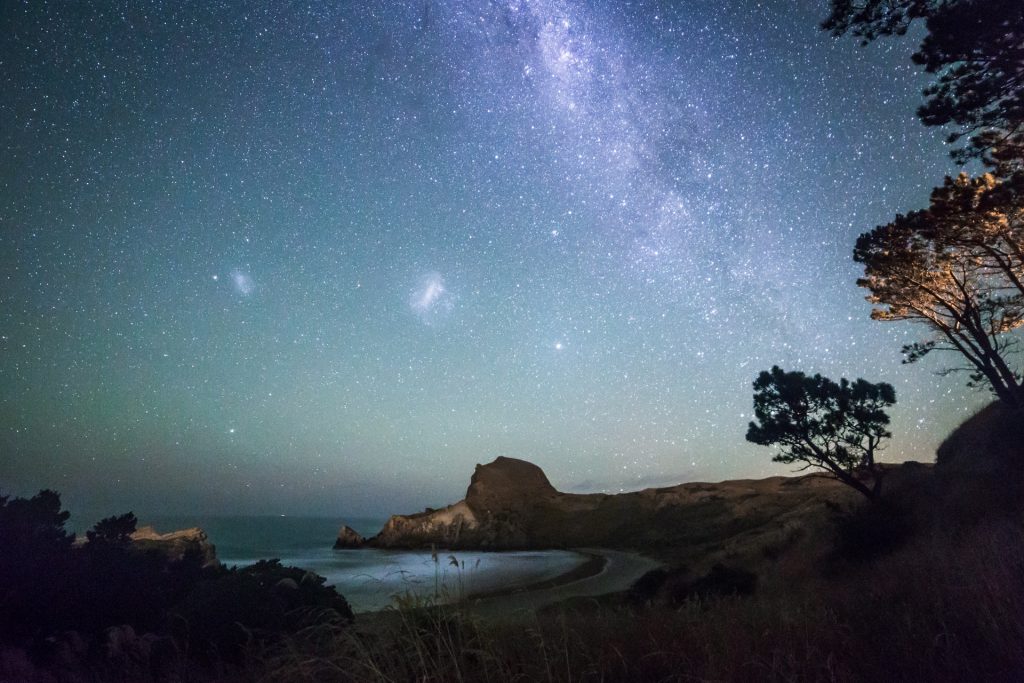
xmin=363 ymin=456 xmax=909 ymax=574
xmin=934 ymin=400 xmax=1024 ymax=514
xmin=465 ymin=456 xmax=558 ymax=512
xmin=372 ymin=458 xmax=557 ymax=549
xmin=936 ymin=400 xmax=1024 ymax=476
xmin=333 ymin=525 xmax=366 ymax=549
xmin=375 ymin=500 xmax=481 ymax=547
xmin=131 ymin=526 xmax=218 ymax=567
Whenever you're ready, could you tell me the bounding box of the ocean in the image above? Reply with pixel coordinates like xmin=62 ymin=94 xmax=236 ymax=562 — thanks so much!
xmin=137 ymin=515 xmax=589 ymax=612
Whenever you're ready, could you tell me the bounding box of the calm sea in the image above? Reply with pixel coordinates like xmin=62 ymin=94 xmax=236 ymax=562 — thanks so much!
xmin=129 ymin=515 xmax=588 ymax=612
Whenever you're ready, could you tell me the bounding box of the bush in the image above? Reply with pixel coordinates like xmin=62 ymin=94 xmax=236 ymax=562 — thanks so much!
xmin=171 ymin=560 xmax=353 ymax=661
xmin=687 ymin=563 xmax=758 ymax=599
xmin=0 ymin=491 xmax=353 ymax=676
xmin=829 ymin=499 xmax=915 ymax=563
xmin=628 ymin=568 xmax=669 ymax=604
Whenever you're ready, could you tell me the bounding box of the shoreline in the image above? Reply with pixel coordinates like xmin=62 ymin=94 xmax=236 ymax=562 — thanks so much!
xmin=349 ymin=548 xmax=661 ymax=618
xmin=464 ymin=550 xmax=609 ymax=601
xmin=462 ymin=548 xmax=663 ymax=617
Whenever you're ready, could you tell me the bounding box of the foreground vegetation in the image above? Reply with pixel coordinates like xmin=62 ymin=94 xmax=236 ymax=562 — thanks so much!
xmin=0 ymin=494 xmax=352 ymax=681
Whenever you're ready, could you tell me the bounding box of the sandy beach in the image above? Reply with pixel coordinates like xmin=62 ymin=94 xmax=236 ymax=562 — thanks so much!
xmin=464 ymin=549 xmax=663 ymax=618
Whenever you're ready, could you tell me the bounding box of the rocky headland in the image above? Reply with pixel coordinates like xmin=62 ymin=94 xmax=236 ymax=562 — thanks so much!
xmin=335 ymin=455 xmax=932 ymax=573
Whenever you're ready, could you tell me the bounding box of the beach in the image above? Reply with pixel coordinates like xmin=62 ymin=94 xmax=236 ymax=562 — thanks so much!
xmin=463 ymin=549 xmax=663 ymax=618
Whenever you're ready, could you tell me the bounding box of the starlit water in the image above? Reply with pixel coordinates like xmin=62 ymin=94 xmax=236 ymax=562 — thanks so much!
xmin=131 ymin=515 xmax=588 ymax=612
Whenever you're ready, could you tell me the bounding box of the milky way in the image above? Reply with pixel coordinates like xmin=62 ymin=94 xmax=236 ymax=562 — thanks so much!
xmin=0 ymin=0 xmax=980 ymax=516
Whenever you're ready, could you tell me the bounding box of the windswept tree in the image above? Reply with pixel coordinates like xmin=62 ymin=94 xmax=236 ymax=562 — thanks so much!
xmin=854 ymin=177 xmax=1024 ymax=407
xmin=924 ymin=173 xmax=1024 ymax=297
xmin=824 ymin=0 xmax=1024 ymax=173
xmin=746 ymin=367 xmax=895 ymax=499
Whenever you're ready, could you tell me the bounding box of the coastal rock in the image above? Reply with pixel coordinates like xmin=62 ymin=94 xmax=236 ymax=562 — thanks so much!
xmin=374 ymin=500 xmax=481 ymax=547
xmin=371 ymin=457 xmax=560 ymax=548
xmin=131 ymin=526 xmax=218 ymax=567
xmin=362 ymin=455 xmax=895 ymax=575
xmin=333 ymin=525 xmax=366 ymax=549
xmin=465 ymin=456 xmax=558 ymax=513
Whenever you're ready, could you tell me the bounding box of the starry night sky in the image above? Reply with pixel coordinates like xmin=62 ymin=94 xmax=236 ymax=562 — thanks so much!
xmin=0 ymin=0 xmax=986 ymax=517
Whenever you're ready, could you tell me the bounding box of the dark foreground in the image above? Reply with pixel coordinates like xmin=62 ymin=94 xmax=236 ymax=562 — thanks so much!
xmin=3 ymin=486 xmax=1024 ymax=682
xmin=4 ymin=399 xmax=1024 ymax=681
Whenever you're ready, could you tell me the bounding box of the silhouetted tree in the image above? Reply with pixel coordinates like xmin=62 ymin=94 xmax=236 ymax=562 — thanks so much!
xmin=0 ymin=490 xmax=75 ymax=640
xmin=824 ymin=0 xmax=1024 ymax=173
xmin=86 ymin=511 xmax=138 ymax=546
xmin=0 ymin=489 xmax=73 ymax=549
xmin=746 ymin=367 xmax=895 ymax=498
xmin=854 ymin=182 xmax=1024 ymax=406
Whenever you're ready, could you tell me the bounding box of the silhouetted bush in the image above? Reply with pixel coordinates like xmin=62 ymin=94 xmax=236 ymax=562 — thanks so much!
xmin=829 ymin=498 xmax=915 ymax=563
xmin=687 ymin=564 xmax=758 ymax=599
xmin=171 ymin=559 xmax=353 ymax=661
xmin=628 ymin=568 xmax=669 ymax=604
xmin=629 ymin=564 xmax=757 ymax=606
xmin=0 ymin=490 xmax=352 ymax=674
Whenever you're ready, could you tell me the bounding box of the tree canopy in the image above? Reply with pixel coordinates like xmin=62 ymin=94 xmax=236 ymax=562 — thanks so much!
xmin=86 ymin=511 xmax=138 ymax=546
xmin=746 ymin=366 xmax=895 ymax=499
xmin=854 ymin=173 xmax=1024 ymax=406
xmin=824 ymin=0 xmax=1024 ymax=172
xmin=0 ymin=489 xmax=73 ymax=550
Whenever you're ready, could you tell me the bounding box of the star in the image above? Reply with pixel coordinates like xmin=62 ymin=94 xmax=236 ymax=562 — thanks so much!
xmin=0 ymin=0 xmax=972 ymax=515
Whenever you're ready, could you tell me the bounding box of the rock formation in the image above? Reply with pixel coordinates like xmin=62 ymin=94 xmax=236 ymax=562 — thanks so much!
xmin=333 ymin=525 xmax=366 ymax=549
xmin=131 ymin=526 xmax=218 ymax=566
xmin=465 ymin=456 xmax=558 ymax=511
xmin=361 ymin=455 xmax=922 ymax=574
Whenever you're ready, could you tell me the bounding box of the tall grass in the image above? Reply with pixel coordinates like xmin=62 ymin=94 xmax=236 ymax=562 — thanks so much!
xmin=248 ymin=516 xmax=1024 ymax=682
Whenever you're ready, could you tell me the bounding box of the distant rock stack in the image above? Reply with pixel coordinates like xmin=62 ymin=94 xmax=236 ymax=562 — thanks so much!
xmin=333 ymin=525 xmax=366 ymax=549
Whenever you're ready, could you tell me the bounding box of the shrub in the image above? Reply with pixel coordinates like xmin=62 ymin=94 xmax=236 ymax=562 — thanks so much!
xmin=171 ymin=560 xmax=353 ymax=661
